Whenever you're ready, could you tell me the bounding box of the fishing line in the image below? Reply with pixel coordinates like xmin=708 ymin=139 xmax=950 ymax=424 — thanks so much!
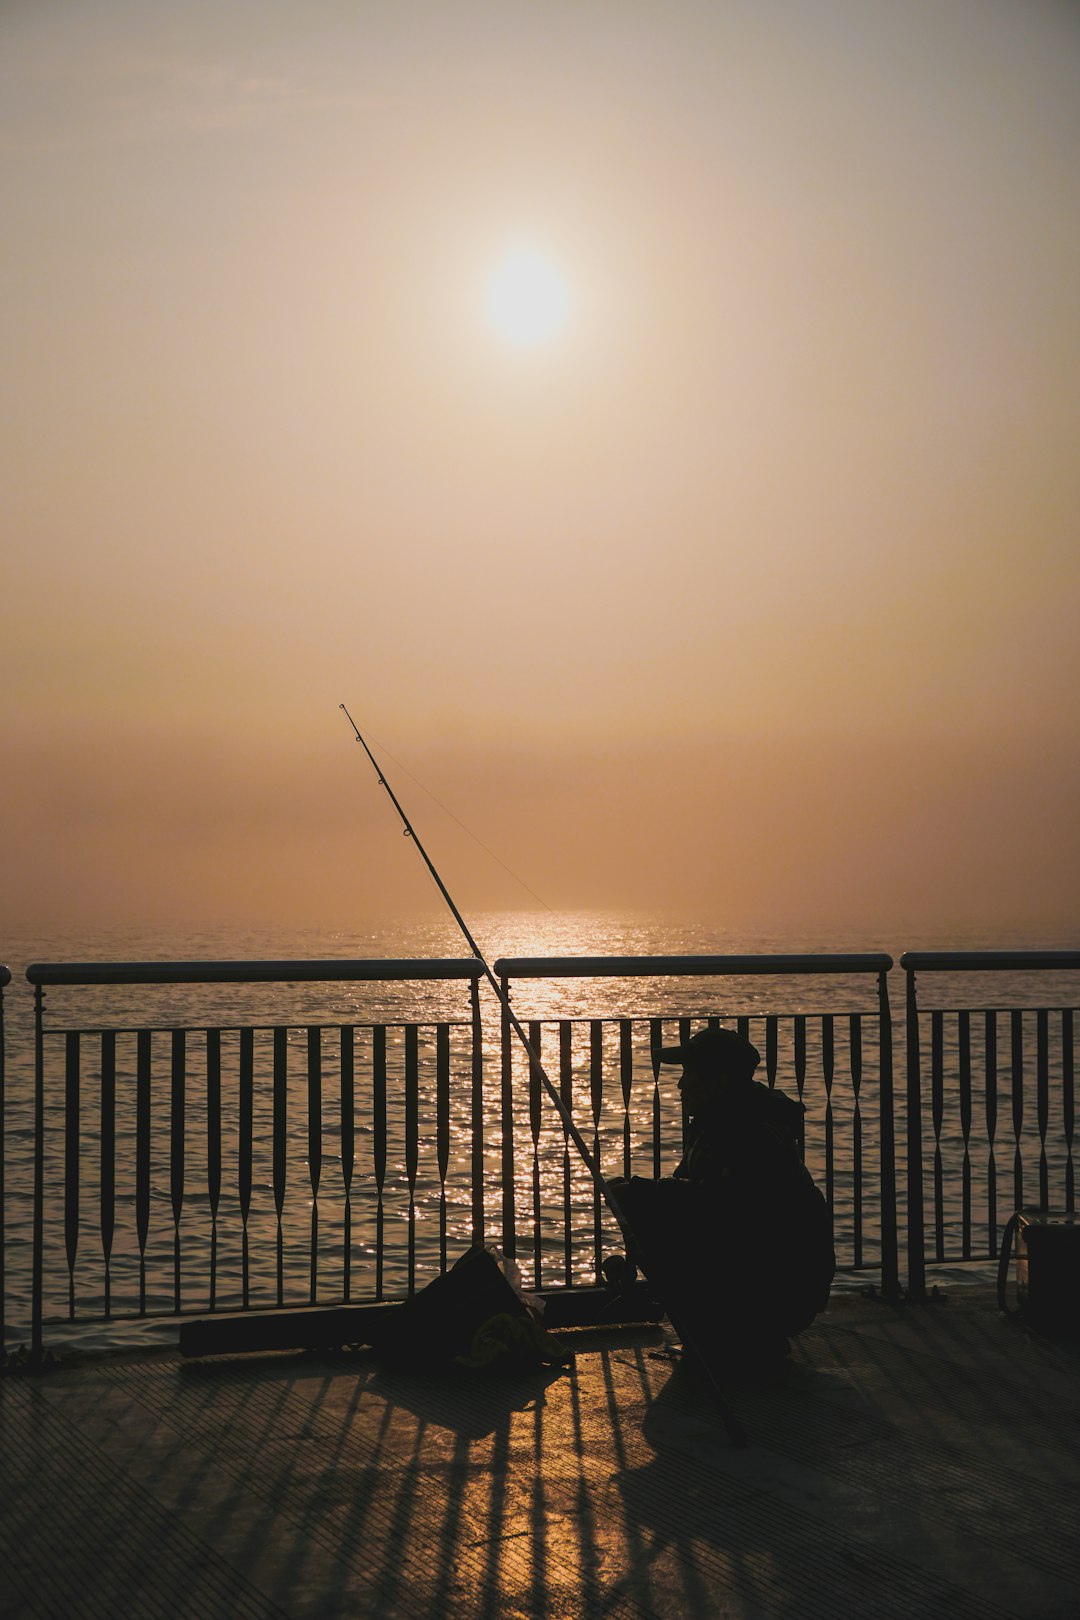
xmin=339 ymin=702 xmax=748 ymax=1446
xmin=356 ymin=727 xmax=555 ymax=914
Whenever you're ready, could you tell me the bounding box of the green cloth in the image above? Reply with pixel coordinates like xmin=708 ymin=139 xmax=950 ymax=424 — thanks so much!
xmin=455 ymin=1312 xmax=573 ymax=1371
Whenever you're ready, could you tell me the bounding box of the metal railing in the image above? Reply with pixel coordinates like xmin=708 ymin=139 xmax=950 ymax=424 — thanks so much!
xmin=17 ymin=960 xmax=485 ymax=1358
xmin=901 ymin=951 xmax=1080 ymax=1299
xmin=4 ymin=947 xmax=1079 ymax=1355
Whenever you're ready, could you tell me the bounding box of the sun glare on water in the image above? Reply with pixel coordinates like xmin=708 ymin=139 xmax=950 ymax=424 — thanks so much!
xmin=485 ymin=244 xmax=571 ymax=347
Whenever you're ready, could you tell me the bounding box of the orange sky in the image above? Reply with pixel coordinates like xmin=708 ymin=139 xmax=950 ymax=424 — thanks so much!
xmin=3 ymin=1 xmax=1079 ymax=938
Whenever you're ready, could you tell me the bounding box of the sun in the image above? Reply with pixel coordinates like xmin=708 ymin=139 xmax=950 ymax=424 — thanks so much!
xmin=484 ymin=244 xmax=571 ymax=347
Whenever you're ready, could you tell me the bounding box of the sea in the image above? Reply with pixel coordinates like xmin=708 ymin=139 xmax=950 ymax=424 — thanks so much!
xmin=3 ymin=913 xmax=1078 ymax=1355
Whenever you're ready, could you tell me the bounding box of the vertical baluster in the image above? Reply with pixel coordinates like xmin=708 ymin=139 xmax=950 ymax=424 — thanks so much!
xmin=171 ymin=1030 xmax=185 ymax=1314
xmin=436 ymin=1024 xmax=450 ymax=1273
xmin=821 ymin=1015 xmax=835 ymax=1222
xmin=307 ymin=1026 xmax=323 ymax=1304
xmin=589 ymin=1021 xmax=604 ymax=1281
xmin=958 ymin=1013 xmax=972 ymax=1260
xmin=206 ymin=1029 xmax=221 ymax=1312
xmin=619 ymin=1020 xmax=633 ymax=1180
xmin=678 ymin=1015 xmax=692 ymax=1151
xmin=64 ymin=1032 xmax=80 ymax=1320
xmin=340 ymin=1026 xmax=354 ymax=1299
xmin=238 ymin=1028 xmax=253 ymax=1307
xmin=849 ymin=1016 xmax=863 ymax=1269
xmin=1063 ymin=1010 xmax=1075 ymax=1212
xmin=470 ymin=980 xmax=484 ymax=1248
xmin=904 ymin=967 xmax=926 ymax=1300
xmin=985 ymin=1012 xmax=998 ymax=1258
xmin=649 ymin=1019 xmax=664 ymax=1176
xmin=736 ymin=1013 xmax=750 ymax=1042
xmin=272 ymin=1027 xmax=287 ymax=1308
xmin=876 ymin=972 xmax=899 ymax=1301
xmin=373 ymin=1025 xmax=387 ymax=1300
xmin=31 ymin=986 xmax=47 ymax=1359
xmin=1036 ymin=1010 xmax=1050 ymax=1209
xmin=1010 ymin=1010 xmax=1024 ymax=1214
xmin=100 ymin=1032 xmax=116 ymax=1318
xmin=560 ymin=1021 xmax=573 ymax=1286
xmin=136 ymin=1030 xmax=151 ymax=1315
xmin=500 ymin=991 xmax=516 ymax=1261
xmin=793 ymin=1016 xmax=807 ymax=1158
xmin=405 ymin=1025 xmax=419 ymax=1293
xmin=931 ymin=1011 xmax=945 ymax=1262
xmin=529 ymin=1021 xmax=543 ymax=1286
xmin=765 ymin=1016 xmax=778 ymax=1088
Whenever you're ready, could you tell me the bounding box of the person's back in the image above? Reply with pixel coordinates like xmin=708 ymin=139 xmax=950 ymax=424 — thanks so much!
xmin=612 ymin=1026 xmax=835 ymax=1370
xmin=675 ymin=1074 xmax=806 ymax=1188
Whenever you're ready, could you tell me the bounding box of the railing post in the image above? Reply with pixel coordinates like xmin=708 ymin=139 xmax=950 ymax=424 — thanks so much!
xmin=372 ymin=1025 xmax=387 ymax=1299
xmin=205 ymin=1029 xmax=221 ymax=1312
xmin=499 ymin=975 xmax=516 ymax=1259
xmin=340 ymin=1024 xmax=355 ymax=1297
xmin=905 ymin=965 xmax=927 ymax=1300
xmin=404 ymin=1024 xmax=418 ymax=1293
xmin=101 ymin=1031 xmax=117 ymax=1318
xmin=471 ymin=977 xmax=485 ymax=1247
xmin=0 ymin=970 xmax=8 ymax=1350
xmin=1064 ymin=1009 xmax=1075 ymax=1213
xmin=64 ymin=1033 xmax=80 ymax=1319
xmin=272 ymin=1027 xmax=287 ymax=1308
xmin=171 ymin=1030 xmax=186 ymax=1315
xmin=308 ymin=1025 xmax=324 ymax=1304
xmin=0 ymin=969 xmax=7 ymax=1351
xmin=876 ymin=969 xmax=900 ymax=1300
xmin=136 ymin=1031 xmax=151 ymax=1313
xmin=435 ymin=1023 xmax=450 ymax=1271
xmin=32 ymin=983 xmax=45 ymax=1361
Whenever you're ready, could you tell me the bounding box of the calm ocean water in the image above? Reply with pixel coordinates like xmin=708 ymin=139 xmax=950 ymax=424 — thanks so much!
xmin=3 ymin=913 xmax=1078 ymax=1353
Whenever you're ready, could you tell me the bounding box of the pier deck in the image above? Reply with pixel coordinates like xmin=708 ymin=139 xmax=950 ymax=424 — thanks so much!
xmin=2 ymin=1285 xmax=1078 ymax=1619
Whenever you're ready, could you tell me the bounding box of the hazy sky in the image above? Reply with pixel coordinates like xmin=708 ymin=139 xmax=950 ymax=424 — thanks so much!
xmin=3 ymin=0 xmax=1079 ymax=939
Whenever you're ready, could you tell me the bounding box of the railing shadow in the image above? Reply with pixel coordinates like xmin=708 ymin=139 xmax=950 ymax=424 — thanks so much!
xmin=177 ymin=1343 xmax=583 ymax=1616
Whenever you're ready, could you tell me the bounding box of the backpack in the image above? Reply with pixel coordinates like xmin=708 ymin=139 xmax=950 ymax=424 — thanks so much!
xmin=369 ymin=1245 xmax=571 ymax=1373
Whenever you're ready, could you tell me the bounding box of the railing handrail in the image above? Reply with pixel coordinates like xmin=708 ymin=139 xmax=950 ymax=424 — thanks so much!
xmin=493 ymin=952 xmax=893 ymax=978
xmin=900 ymin=950 xmax=1080 ymax=973
xmin=25 ymin=958 xmax=484 ymax=988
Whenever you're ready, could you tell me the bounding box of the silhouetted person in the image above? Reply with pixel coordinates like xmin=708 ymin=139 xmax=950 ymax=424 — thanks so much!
xmin=610 ymin=1026 xmax=835 ymax=1373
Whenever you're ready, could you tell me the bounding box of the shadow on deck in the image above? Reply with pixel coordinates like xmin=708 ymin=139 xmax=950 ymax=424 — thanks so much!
xmin=2 ymin=1287 xmax=1079 ymax=1619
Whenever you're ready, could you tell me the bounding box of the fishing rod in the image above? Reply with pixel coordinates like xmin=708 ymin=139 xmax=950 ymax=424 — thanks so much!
xmin=340 ymin=704 xmax=748 ymax=1447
